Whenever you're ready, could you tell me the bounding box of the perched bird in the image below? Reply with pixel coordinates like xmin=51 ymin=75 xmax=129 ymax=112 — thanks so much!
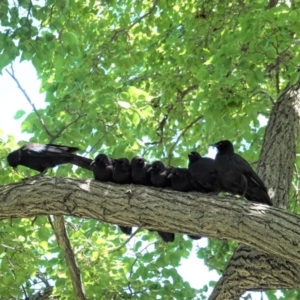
xmin=188 ymin=151 xmax=220 ymax=193
xmin=168 ymin=167 xmax=195 ymax=192
xmin=91 ymin=153 xmax=114 ymax=181
xmin=130 ymin=156 xmax=152 ymax=186
xmin=148 ymin=160 xmax=175 ymax=242
xmin=7 ymin=143 xmax=92 ymax=176
xmin=112 ymin=158 xmax=131 ymax=184
xmin=112 ymin=157 xmax=132 ymax=235
xmin=168 ymin=168 xmax=201 ymax=240
xmin=148 ymin=160 xmax=173 ymax=187
xmin=211 ymin=140 xmax=272 ymax=206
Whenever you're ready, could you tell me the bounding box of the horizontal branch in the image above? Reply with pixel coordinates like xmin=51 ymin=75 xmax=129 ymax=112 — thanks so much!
xmin=1 ymin=177 xmax=300 ymax=266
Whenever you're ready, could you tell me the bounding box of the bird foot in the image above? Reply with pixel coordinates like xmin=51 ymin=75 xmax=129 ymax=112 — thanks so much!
xmin=125 ymin=189 xmax=132 ymax=195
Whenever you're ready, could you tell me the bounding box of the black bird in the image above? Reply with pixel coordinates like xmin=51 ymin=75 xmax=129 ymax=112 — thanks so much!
xmin=148 ymin=160 xmax=175 ymax=242
xmin=112 ymin=158 xmax=131 ymax=184
xmin=91 ymin=153 xmax=114 ymax=182
xmin=168 ymin=168 xmax=195 ymax=192
xmin=112 ymin=157 xmax=132 ymax=235
xmin=131 ymin=156 xmax=152 ymax=186
xmin=148 ymin=160 xmax=173 ymax=187
xmin=212 ymin=140 xmax=272 ymax=206
xmin=188 ymin=151 xmax=220 ymax=193
xmin=168 ymin=168 xmax=201 ymax=240
xmin=7 ymin=143 xmax=92 ymax=176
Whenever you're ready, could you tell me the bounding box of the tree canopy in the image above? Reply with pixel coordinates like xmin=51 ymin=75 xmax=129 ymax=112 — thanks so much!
xmin=1 ymin=0 xmax=300 ymax=299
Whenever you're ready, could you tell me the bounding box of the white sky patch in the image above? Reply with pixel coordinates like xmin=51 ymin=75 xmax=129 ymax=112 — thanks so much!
xmin=0 ymin=60 xmax=46 ymax=140
xmin=258 ymin=114 xmax=268 ymax=127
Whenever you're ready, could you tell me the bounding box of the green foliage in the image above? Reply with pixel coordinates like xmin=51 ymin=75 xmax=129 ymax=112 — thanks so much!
xmin=1 ymin=0 xmax=299 ymax=298
xmin=196 ymin=238 xmax=237 ymax=274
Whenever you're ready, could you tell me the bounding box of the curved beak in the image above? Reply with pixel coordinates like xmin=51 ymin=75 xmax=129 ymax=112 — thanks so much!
xmin=167 ymin=173 xmax=173 ymax=178
xmin=147 ymin=167 xmax=153 ymax=173
xmin=90 ymin=161 xmax=95 ymax=167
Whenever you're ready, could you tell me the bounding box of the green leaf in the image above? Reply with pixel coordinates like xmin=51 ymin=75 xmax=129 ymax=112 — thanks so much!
xmin=290 ymin=72 xmax=299 ymax=85
xmin=13 ymin=110 xmax=26 ymax=120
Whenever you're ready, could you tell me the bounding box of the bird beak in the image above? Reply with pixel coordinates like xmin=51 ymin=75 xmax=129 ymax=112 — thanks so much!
xmin=167 ymin=173 xmax=173 ymax=178
xmin=90 ymin=161 xmax=95 ymax=167
xmin=147 ymin=167 xmax=153 ymax=172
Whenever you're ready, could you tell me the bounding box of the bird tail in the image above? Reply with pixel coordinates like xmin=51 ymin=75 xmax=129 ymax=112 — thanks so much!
xmin=245 ymin=183 xmax=273 ymax=206
xmin=70 ymin=155 xmax=93 ymax=171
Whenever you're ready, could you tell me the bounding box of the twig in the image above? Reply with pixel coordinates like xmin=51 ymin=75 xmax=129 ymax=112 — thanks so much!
xmin=108 ymin=227 xmax=143 ymax=253
xmin=167 ymin=115 xmax=204 ymax=165
xmin=5 ymin=66 xmax=54 ymax=139
xmin=103 ymin=0 xmax=158 ymax=49
xmin=27 ymin=286 xmax=54 ymax=300
xmin=36 ymin=271 xmax=51 ymax=288
xmin=6 ymin=65 xmax=88 ymax=144
xmin=126 ymin=0 xmax=158 ymax=31
xmin=266 ymin=0 xmax=278 ymax=9
xmin=251 ymin=89 xmax=275 ymax=105
xmin=49 ymin=113 xmax=87 ymax=143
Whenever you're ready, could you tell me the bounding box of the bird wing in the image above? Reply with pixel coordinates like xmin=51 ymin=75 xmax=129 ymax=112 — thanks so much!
xmin=46 ymin=144 xmax=79 ymax=153
xmin=24 ymin=143 xmax=79 ymax=154
xmin=231 ymin=153 xmax=268 ymax=192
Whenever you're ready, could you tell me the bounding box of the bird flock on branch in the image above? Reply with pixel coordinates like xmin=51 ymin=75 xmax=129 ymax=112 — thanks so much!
xmin=7 ymin=140 xmax=272 ymax=242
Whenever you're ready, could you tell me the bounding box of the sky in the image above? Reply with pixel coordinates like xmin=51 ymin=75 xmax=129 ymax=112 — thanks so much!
xmin=0 ymin=59 xmax=269 ymax=300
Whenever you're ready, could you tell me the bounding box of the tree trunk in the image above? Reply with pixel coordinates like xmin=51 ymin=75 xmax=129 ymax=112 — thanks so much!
xmin=209 ymin=81 xmax=300 ymax=299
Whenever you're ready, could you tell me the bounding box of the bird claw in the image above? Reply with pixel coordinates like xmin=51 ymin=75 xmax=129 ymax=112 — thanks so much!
xmin=125 ymin=189 xmax=132 ymax=195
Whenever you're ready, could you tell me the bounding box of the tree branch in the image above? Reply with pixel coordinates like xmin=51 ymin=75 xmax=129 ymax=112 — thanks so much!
xmin=208 ymin=244 xmax=300 ymax=300
xmin=51 ymin=216 xmax=87 ymax=300
xmin=1 ymin=177 xmax=300 ymax=272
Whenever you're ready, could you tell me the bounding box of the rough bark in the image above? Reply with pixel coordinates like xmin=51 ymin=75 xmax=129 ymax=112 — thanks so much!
xmin=1 ymin=177 xmax=300 ymax=268
xmin=258 ymin=82 xmax=300 ymax=208
xmin=208 ymin=245 xmax=300 ymax=299
xmin=209 ymin=82 xmax=300 ymax=300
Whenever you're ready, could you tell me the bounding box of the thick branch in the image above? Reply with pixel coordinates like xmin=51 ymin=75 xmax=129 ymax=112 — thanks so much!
xmin=209 ymin=244 xmax=300 ymax=300
xmin=51 ymin=216 xmax=86 ymax=300
xmin=1 ymin=177 xmax=300 ymax=269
